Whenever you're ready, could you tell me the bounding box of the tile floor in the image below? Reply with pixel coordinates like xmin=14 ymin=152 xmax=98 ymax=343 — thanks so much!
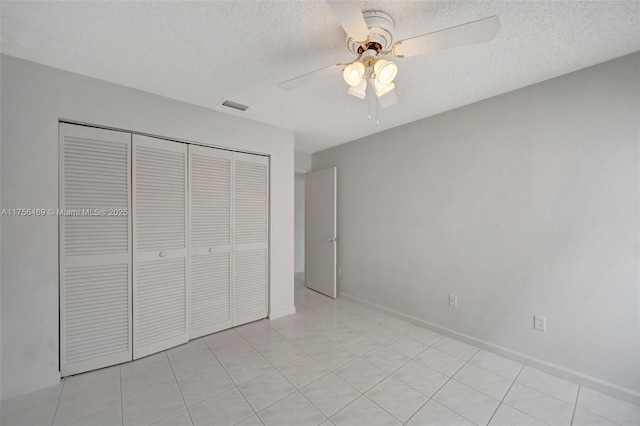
xmin=2 ymin=281 xmax=639 ymax=426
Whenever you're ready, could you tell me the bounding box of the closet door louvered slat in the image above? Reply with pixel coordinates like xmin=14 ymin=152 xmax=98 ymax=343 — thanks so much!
xmin=189 ymin=146 xmax=233 ymax=338
xmin=60 ymin=123 xmax=132 ymax=376
xmin=233 ymin=152 xmax=269 ymax=326
xmin=133 ymin=135 xmax=189 ymax=359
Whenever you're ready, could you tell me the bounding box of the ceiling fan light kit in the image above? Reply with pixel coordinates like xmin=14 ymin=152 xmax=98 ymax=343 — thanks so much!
xmin=342 ymin=54 xmax=398 ymax=99
xmin=343 ymin=61 xmax=366 ymax=86
xmin=279 ymin=0 xmax=500 ymax=113
xmin=371 ymin=78 xmax=395 ymax=98
xmin=347 ymin=79 xmax=367 ymax=99
xmin=373 ymin=59 xmax=398 ymax=85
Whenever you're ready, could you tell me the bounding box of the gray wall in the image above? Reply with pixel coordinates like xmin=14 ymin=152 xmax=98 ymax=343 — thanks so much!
xmin=295 ymin=173 xmax=306 ymax=274
xmin=295 ymin=151 xmax=312 ymax=173
xmin=0 ymin=55 xmax=295 ymax=399
xmin=294 ymin=152 xmax=311 ymax=278
xmin=313 ymin=53 xmax=640 ymax=397
xmin=0 ymin=54 xmax=3 ymax=408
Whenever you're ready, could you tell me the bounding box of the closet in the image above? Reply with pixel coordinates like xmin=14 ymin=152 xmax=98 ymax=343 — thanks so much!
xmin=59 ymin=123 xmax=269 ymax=376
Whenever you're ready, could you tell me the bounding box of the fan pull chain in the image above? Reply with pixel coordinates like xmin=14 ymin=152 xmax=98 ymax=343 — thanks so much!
xmin=376 ymin=98 xmax=380 ymax=125
xmin=368 ymin=86 xmax=372 ymax=120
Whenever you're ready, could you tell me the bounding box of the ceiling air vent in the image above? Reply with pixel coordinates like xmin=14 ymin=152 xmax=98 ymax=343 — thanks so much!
xmin=221 ymin=100 xmax=249 ymax=112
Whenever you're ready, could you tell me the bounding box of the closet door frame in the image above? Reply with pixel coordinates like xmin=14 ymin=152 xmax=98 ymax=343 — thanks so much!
xmin=59 ymin=121 xmax=272 ymax=374
xmin=59 ymin=123 xmax=133 ymax=376
xmin=132 ymin=134 xmax=190 ymax=359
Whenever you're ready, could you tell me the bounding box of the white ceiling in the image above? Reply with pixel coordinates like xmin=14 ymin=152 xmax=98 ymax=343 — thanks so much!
xmin=1 ymin=1 xmax=639 ymax=153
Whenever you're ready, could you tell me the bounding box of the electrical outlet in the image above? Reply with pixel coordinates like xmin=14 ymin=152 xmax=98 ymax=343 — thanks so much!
xmin=449 ymin=294 xmax=457 ymax=307
xmin=534 ymin=315 xmax=547 ymax=332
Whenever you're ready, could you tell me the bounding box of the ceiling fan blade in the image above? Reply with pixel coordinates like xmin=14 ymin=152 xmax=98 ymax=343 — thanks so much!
xmin=326 ymin=0 xmax=370 ymax=43
xmin=278 ymin=63 xmax=343 ymax=90
xmin=393 ymin=15 xmax=500 ymax=58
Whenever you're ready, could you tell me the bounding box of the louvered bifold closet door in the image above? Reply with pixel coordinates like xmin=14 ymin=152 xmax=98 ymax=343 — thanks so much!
xmin=133 ymin=135 xmax=189 ymax=359
xmin=233 ymin=152 xmax=269 ymax=326
xmin=59 ymin=123 xmax=132 ymax=376
xmin=189 ymin=146 xmax=232 ymax=338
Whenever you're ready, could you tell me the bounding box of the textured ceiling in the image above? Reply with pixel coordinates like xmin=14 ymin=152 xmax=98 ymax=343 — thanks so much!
xmin=1 ymin=1 xmax=639 ymax=153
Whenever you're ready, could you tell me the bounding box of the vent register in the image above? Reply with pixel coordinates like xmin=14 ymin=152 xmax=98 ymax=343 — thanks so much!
xmin=221 ymin=100 xmax=249 ymax=112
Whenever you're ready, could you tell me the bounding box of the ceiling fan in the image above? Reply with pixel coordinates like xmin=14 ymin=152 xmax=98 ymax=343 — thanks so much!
xmin=278 ymin=0 xmax=500 ymax=109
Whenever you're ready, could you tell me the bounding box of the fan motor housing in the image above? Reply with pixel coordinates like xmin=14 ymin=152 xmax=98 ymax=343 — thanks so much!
xmin=347 ymin=10 xmax=395 ymax=55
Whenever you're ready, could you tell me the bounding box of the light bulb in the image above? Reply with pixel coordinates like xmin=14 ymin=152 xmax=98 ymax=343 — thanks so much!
xmin=342 ymin=62 xmax=365 ymax=87
xmin=373 ymin=59 xmax=398 ymax=85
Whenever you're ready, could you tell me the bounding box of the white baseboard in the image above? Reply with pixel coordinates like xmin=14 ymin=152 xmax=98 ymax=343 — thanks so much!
xmin=1 ymin=371 xmax=61 ymax=401
xmin=269 ymin=305 xmax=296 ymax=320
xmin=338 ymin=291 xmax=640 ymax=405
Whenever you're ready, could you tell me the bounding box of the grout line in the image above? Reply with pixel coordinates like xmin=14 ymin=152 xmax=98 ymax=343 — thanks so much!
xmin=228 ymin=324 xmax=299 ymax=414
xmin=351 ymin=393 xmax=408 ymax=425
xmin=235 ymin=325 xmax=332 ymax=423
xmin=486 ymin=364 xmax=525 ymax=425
xmin=63 ymin=403 xmax=125 ymax=426
xmin=515 ymin=379 xmax=578 ymax=407
xmin=50 ymin=379 xmax=65 ymax=426
xmin=166 ymin=350 xmax=195 ymax=426
xmin=465 ymin=358 xmax=520 ymax=381
xmin=417 ymin=398 xmax=477 ymax=426
xmin=232 ymin=412 xmax=260 ymax=426
xmin=336 ymin=318 xmax=453 ymax=424
xmin=121 ymin=354 xmax=168 ymax=379
xmin=570 ymin=387 xmax=581 ymax=426
xmin=571 ymin=407 xmax=626 ymax=426
xmin=368 ymin=333 xmax=460 ymax=401
xmin=47 ymin=374 xmax=123 ymax=426
xmin=151 ymin=411 xmax=189 ymax=426
xmin=324 ymin=393 xmax=366 ymax=422
xmin=165 ymin=340 xmax=210 ymax=364
xmin=269 ymin=304 xmax=389 ymax=423
xmin=279 ymin=293 xmax=620 ymax=426
xmin=54 ymin=369 xmax=111 ymax=398
xmin=403 ymin=397 xmax=431 ymax=425
xmin=364 ymin=384 xmax=418 ymax=425
xmin=115 ymin=360 xmax=176 ymax=404
xmin=2 ymin=382 xmax=65 ymax=422
xmin=404 ymin=356 xmax=488 ymax=426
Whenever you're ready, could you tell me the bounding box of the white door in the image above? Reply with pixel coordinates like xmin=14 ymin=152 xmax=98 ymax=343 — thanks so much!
xmin=59 ymin=123 xmax=132 ymax=376
xmin=133 ymin=135 xmax=189 ymax=359
xmin=232 ymin=152 xmax=269 ymax=325
xmin=305 ymin=167 xmax=337 ymax=298
xmin=189 ymin=145 xmax=232 ymax=338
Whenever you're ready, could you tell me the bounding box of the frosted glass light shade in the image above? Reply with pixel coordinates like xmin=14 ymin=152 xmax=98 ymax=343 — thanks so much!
xmin=347 ymin=79 xmax=367 ymax=99
xmin=343 ymin=62 xmax=365 ymax=86
xmin=372 ymin=79 xmax=395 ymax=97
xmin=373 ymin=59 xmax=398 ymax=85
